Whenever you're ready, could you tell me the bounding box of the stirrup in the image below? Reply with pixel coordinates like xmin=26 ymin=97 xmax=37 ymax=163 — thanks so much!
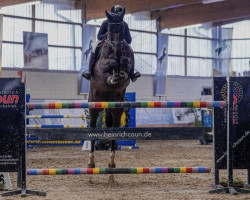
xmin=82 ymin=71 xmax=91 ymax=80
xmin=133 ymin=71 xmax=141 ymax=79
xmin=131 ymin=71 xmax=141 ymax=82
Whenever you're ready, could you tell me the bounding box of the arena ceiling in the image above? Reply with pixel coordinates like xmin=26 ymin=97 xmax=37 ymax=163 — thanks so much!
xmin=0 ymin=0 xmax=250 ymax=29
xmin=75 ymin=0 xmax=250 ymax=29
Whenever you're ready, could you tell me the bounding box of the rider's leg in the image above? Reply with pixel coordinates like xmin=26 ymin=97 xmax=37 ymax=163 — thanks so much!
xmin=130 ymin=52 xmax=141 ymax=82
xmin=82 ymin=53 xmax=95 ymax=80
xmin=82 ymin=52 xmax=95 ymax=80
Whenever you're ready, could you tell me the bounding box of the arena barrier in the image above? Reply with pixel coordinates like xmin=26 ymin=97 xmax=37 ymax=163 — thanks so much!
xmin=27 ymin=124 xmax=86 ymax=128
xmin=27 ymin=167 xmax=211 ymax=175
xmin=1 ymin=77 xmax=250 ymax=197
xmin=26 ymin=115 xmax=85 ymax=119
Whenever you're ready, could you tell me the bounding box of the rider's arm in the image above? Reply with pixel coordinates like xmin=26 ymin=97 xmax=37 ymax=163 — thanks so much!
xmin=124 ymin=22 xmax=132 ymax=44
xmin=97 ymin=20 xmax=108 ymax=41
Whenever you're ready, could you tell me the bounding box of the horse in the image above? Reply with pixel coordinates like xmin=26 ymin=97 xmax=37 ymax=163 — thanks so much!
xmin=158 ymin=47 xmax=167 ymax=67
xmin=215 ymin=39 xmax=230 ymax=56
xmin=84 ymin=39 xmax=93 ymax=61
xmin=87 ymin=8 xmax=133 ymax=169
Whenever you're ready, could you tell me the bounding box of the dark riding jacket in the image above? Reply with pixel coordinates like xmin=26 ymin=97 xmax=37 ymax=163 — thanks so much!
xmin=97 ymin=20 xmax=132 ymax=44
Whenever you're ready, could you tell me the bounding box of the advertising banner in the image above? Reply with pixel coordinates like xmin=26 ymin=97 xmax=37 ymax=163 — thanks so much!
xmin=212 ymin=28 xmax=233 ymax=76
xmin=155 ymin=33 xmax=168 ymax=96
xmin=0 ymin=15 xmax=3 ymax=77
xmin=214 ymin=77 xmax=250 ymax=169
xmin=79 ymin=25 xmax=96 ymax=94
xmin=0 ymin=78 xmax=25 ymax=172
xmin=23 ymin=31 xmax=49 ymax=69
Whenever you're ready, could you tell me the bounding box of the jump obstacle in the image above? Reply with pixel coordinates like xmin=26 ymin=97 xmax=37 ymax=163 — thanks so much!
xmin=26 ymin=101 xmax=222 ymax=130
xmin=27 ymin=167 xmax=211 ymax=175
xmin=1 ymin=77 xmax=250 ymax=197
xmin=26 ymin=93 xmax=138 ymax=149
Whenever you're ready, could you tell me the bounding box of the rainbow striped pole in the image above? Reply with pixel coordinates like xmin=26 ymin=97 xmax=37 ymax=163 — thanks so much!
xmin=27 ymin=101 xmax=226 ymax=110
xmin=27 ymin=167 xmax=211 ymax=175
xmin=26 ymin=115 xmax=85 ymax=119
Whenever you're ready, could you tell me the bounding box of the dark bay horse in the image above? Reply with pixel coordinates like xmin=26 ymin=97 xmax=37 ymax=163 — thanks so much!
xmin=88 ymin=8 xmax=133 ymax=168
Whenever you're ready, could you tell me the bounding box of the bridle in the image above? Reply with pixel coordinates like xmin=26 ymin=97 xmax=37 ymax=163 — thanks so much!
xmin=105 ymin=21 xmax=125 ymax=53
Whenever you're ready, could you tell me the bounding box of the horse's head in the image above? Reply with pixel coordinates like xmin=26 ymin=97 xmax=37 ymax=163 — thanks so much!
xmin=105 ymin=8 xmax=125 ymax=42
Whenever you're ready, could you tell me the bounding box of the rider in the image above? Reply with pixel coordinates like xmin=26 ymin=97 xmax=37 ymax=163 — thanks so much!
xmin=82 ymin=5 xmax=141 ymax=82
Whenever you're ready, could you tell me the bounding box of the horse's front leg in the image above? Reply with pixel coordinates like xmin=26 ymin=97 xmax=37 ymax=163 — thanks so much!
xmin=119 ymin=55 xmax=130 ymax=79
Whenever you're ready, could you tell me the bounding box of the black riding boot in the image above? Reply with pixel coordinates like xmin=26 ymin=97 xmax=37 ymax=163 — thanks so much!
xmin=130 ymin=53 xmax=141 ymax=82
xmin=82 ymin=52 xmax=95 ymax=80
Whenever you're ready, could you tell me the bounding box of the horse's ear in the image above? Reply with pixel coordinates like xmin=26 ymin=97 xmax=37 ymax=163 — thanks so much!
xmin=120 ymin=7 xmax=125 ymax=19
xmin=105 ymin=10 xmax=112 ymax=22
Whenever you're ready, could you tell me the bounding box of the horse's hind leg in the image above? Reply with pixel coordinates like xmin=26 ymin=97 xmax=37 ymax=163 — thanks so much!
xmin=109 ymin=140 xmax=116 ymax=168
xmin=108 ymin=109 xmax=124 ymax=168
xmin=105 ymin=110 xmax=116 ymax=168
xmin=88 ymin=140 xmax=95 ymax=168
xmin=88 ymin=108 xmax=101 ymax=168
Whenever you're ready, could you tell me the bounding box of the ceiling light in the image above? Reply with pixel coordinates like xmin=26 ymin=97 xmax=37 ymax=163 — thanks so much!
xmin=170 ymin=23 xmax=202 ymax=30
xmin=202 ymin=0 xmax=226 ymax=4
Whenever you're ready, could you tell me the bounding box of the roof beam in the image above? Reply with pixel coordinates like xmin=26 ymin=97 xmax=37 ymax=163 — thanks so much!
xmin=0 ymin=0 xmax=40 ymax=7
xmin=151 ymin=0 xmax=250 ymax=29
xmin=212 ymin=16 xmax=250 ymax=27
xmin=75 ymin=0 xmax=202 ymax=20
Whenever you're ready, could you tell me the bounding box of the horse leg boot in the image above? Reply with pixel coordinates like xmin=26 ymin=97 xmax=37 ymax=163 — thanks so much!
xmin=107 ymin=55 xmax=119 ymax=84
xmin=88 ymin=140 xmax=95 ymax=168
xmin=82 ymin=52 xmax=95 ymax=80
xmin=108 ymin=140 xmax=116 ymax=168
xmin=120 ymin=56 xmax=130 ymax=79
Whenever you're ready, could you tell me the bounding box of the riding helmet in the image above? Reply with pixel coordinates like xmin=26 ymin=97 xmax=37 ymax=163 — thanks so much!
xmin=111 ymin=5 xmax=123 ymax=14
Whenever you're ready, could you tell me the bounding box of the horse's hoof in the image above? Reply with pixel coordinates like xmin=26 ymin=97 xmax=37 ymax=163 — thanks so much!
xmin=108 ymin=175 xmax=115 ymax=185
xmin=108 ymin=163 xmax=116 ymax=168
xmin=88 ymin=163 xmax=95 ymax=168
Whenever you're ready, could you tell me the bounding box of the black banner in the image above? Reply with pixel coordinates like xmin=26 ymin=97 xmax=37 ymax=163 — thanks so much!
xmin=214 ymin=77 xmax=250 ymax=169
xmin=228 ymin=77 xmax=250 ymax=169
xmin=0 ymin=78 xmax=25 ymax=172
xmin=214 ymin=77 xmax=227 ymax=169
